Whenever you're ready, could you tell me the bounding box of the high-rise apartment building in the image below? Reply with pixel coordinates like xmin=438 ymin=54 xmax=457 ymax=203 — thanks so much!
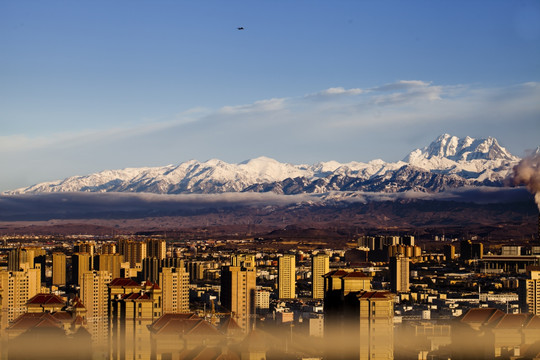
xmin=460 ymin=240 xmax=484 ymax=261
xmin=278 ymin=254 xmax=296 ymax=299
xmin=146 ymin=238 xmax=167 ymax=260
xmin=186 ymin=260 xmax=213 ymax=282
xmin=358 ymin=291 xmax=395 ymax=359
xmin=323 ymin=276 xmax=394 ymax=360
xmin=117 ymin=239 xmax=147 ymax=267
xmin=519 ymin=269 xmax=540 ymax=315
xmin=75 ymin=241 xmax=95 ymax=256
xmin=159 ymin=267 xmax=190 ymax=314
xmin=8 ymin=248 xmax=34 ymax=271
xmin=444 ymin=244 xmax=456 ymax=261
xmin=80 ymin=270 xmax=112 ymax=346
xmin=110 ymin=281 xmax=162 ymax=360
xmin=402 ymin=235 xmax=415 ymax=246
xmin=221 ymin=256 xmax=256 ymax=332
xmin=72 ymin=252 xmax=92 ymax=286
xmin=255 ymin=289 xmax=270 ymax=311
xmin=101 ymin=243 xmax=117 ymax=254
xmin=161 ymin=257 xmax=185 ymax=269
xmin=142 ymin=257 xmax=160 ymax=283
xmin=312 ymin=253 xmax=329 ymax=299
xmin=0 ymin=268 xmax=41 ymax=331
xmin=96 ymin=253 xmax=124 ymax=279
xmin=231 ymin=254 xmax=256 ymax=268
xmin=52 ymin=252 xmax=66 ymax=286
xmin=390 ymin=254 xmax=410 ymax=293
xmin=75 ymin=241 xmax=96 ymax=270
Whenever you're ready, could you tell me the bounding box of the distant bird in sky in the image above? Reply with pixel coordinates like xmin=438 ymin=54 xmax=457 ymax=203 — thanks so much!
xmin=237 ymin=27 xmax=244 ymax=30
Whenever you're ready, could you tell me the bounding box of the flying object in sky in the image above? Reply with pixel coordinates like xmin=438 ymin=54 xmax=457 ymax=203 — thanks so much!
xmin=237 ymin=27 xmax=244 ymax=30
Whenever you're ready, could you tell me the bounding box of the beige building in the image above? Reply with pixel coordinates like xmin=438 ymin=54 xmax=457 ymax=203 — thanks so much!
xmin=186 ymin=260 xmax=213 ymax=282
xmin=357 ymin=291 xmax=395 ymax=359
xmin=221 ymin=256 xmax=256 ymax=332
xmin=324 ymin=269 xmax=373 ymax=298
xmin=96 ymin=253 xmax=125 ymax=279
xmin=231 ymin=254 xmax=256 ymax=268
xmin=101 ymin=242 xmax=117 ymax=254
xmin=278 ymin=254 xmax=296 ymax=299
xmin=26 ymin=293 xmax=65 ymax=313
xmin=0 ymin=268 xmax=41 ymax=331
xmin=75 ymin=241 xmax=96 ymax=269
xmin=8 ymin=247 xmax=35 ymax=271
xmin=520 ymin=269 xmax=540 ymax=315
xmin=75 ymin=241 xmax=96 ymax=255
xmin=159 ymin=267 xmax=190 ymax=314
xmin=52 ymin=252 xmax=67 ymax=286
xmin=390 ymin=254 xmax=410 ymax=293
xmin=312 ymin=253 xmax=329 ymax=299
xmin=324 ymin=276 xmax=393 ymax=360
xmin=255 ymin=289 xmax=270 ymax=310
xmin=146 ymin=238 xmax=167 ymax=260
xmin=118 ymin=239 xmax=147 ymax=267
xmin=80 ymin=270 xmax=112 ymax=346
xmin=110 ymin=281 xmax=162 ymax=360
xmin=72 ymin=252 xmax=92 ymax=286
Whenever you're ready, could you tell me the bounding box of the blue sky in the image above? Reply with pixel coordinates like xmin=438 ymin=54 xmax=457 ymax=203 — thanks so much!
xmin=1 ymin=0 xmax=539 ymax=192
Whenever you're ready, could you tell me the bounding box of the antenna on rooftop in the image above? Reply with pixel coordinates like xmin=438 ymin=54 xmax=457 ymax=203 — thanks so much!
xmin=478 ymin=284 xmax=481 ymax=307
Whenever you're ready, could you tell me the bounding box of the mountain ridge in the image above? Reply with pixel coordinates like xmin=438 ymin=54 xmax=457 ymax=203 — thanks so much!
xmin=4 ymin=134 xmax=525 ymax=195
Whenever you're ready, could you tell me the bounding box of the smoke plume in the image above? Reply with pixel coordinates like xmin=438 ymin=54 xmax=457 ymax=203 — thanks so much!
xmin=513 ymin=152 xmax=540 ymax=210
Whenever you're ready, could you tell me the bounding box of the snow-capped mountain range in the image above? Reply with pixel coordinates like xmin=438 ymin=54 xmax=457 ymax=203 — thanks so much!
xmin=5 ymin=134 xmax=523 ymax=195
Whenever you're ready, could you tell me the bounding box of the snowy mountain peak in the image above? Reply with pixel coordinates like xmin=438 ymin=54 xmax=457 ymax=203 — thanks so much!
xmin=239 ymin=156 xmax=281 ymax=166
xmin=405 ymin=134 xmax=518 ymax=163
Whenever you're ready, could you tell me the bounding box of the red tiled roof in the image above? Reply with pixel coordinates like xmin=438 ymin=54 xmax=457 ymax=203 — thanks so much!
xmin=357 ymin=291 xmax=393 ymax=299
xmin=73 ymin=301 xmax=86 ymax=309
xmin=27 ymin=293 xmax=65 ymax=306
xmin=52 ymin=311 xmax=73 ymax=322
xmin=73 ymin=325 xmax=92 ymax=337
xmin=239 ymin=329 xmax=274 ymax=351
xmin=323 ymin=270 xmax=349 ymax=277
xmin=341 ymin=271 xmax=371 ymax=278
xmin=73 ymin=315 xmax=86 ymax=326
xmin=34 ymin=317 xmax=62 ymax=329
xmin=219 ymin=316 xmax=242 ymax=333
xmin=151 ymin=319 xmax=199 ymax=335
xmin=7 ymin=313 xmax=62 ymax=331
xmin=186 ymin=320 xmax=222 ymax=336
xmin=149 ymin=313 xmax=199 ymax=332
xmin=122 ymin=292 xmax=150 ymax=300
xmin=460 ymin=308 xmax=505 ymax=325
xmin=524 ymin=315 xmax=540 ymax=330
xmin=109 ymin=278 xmax=141 ymax=287
xmin=149 ymin=313 xmax=220 ymax=336
xmin=493 ymin=314 xmax=530 ymax=329
xmin=8 ymin=317 xmax=45 ymax=331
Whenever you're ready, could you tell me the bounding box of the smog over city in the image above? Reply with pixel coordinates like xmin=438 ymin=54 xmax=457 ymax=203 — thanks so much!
xmin=1 ymin=1 xmax=540 ymax=359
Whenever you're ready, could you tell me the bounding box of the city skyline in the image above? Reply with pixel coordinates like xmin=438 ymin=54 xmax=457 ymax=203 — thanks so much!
xmin=1 ymin=1 xmax=539 ymax=191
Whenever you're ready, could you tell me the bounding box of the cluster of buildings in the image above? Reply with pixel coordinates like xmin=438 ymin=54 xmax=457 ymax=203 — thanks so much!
xmin=0 ymin=233 xmax=539 ymax=359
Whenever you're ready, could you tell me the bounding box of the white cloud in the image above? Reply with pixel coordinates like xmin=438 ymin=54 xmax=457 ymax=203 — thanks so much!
xmin=305 ymin=87 xmax=365 ymax=99
xmin=370 ymin=80 xmax=432 ymax=92
xmin=219 ymin=98 xmax=286 ymax=114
